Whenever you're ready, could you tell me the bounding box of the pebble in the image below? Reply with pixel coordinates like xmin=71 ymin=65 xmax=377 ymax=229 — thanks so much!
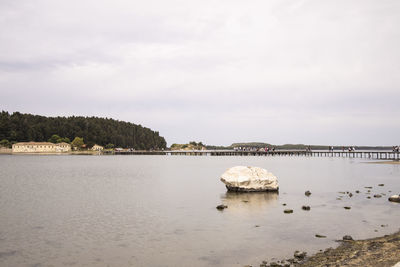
xmin=344 ymin=206 xmax=351 ymax=210
xmin=315 ymin=234 xmax=327 ymax=238
xmin=294 ymin=251 xmax=307 ymax=259
xmin=284 ymin=209 xmax=293 ymax=214
xmin=302 ymin=205 xmax=311 ymax=211
xmin=355 ymin=190 xmax=360 ymax=193
xmin=305 ymin=190 xmax=312 ymax=196
xmin=373 ymin=194 xmax=382 ymax=198
xmin=378 ymin=184 xmax=384 ymax=186
xmin=343 ymin=235 xmax=353 ymax=241
xmin=216 ymin=204 xmax=228 ymax=210
xmin=388 ymin=195 xmax=400 ymax=203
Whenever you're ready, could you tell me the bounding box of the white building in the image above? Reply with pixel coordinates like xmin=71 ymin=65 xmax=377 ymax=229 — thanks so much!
xmin=91 ymin=144 xmax=104 ymax=151
xmin=12 ymin=142 xmax=71 ymax=153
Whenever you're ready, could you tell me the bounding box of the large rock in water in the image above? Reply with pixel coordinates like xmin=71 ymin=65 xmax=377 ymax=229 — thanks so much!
xmin=220 ymin=166 xmax=279 ymax=192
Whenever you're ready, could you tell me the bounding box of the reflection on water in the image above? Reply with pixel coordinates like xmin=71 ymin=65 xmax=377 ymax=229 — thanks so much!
xmin=221 ymin=191 xmax=279 ymax=212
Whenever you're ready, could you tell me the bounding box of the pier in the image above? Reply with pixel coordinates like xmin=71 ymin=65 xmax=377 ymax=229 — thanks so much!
xmin=115 ymin=150 xmax=400 ymax=160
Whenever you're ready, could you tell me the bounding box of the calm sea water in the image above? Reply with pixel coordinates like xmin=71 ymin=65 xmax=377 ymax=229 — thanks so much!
xmin=0 ymin=155 xmax=399 ymax=267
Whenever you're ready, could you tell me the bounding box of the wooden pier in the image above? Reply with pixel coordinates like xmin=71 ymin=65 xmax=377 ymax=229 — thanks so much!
xmin=114 ymin=150 xmax=400 ymax=160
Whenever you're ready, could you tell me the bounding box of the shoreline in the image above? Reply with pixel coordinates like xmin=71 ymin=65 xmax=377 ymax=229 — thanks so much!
xmin=259 ymin=230 xmax=400 ymax=267
xmin=0 ymin=151 xmax=102 ymax=155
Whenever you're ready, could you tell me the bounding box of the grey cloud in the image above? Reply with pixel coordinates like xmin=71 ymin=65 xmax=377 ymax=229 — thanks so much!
xmin=1 ymin=0 xmax=399 ymax=146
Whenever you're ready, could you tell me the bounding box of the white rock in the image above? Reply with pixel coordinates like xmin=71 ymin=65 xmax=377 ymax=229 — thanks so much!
xmin=388 ymin=195 xmax=400 ymax=203
xmin=220 ymin=166 xmax=279 ymax=192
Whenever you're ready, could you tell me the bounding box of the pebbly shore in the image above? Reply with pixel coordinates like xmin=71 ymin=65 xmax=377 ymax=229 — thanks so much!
xmin=255 ymin=230 xmax=400 ymax=267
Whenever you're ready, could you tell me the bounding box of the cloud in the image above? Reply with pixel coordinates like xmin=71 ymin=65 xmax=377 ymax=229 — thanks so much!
xmin=1 ymin=0 xmax=399 ymax=146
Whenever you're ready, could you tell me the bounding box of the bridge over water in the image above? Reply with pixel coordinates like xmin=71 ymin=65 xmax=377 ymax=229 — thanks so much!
xmin=115 ymin=150 xmax=400 ymax=160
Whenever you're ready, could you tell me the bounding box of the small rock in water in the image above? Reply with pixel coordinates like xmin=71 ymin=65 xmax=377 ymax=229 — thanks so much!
xmin=378 ymin=184 xmax=384 ymax=186
xmin=338 ymin=191 xmax=346 ymax=194
xmin=302 ymin=205 xmax=311 ymax=211
xmin=315 ymin=234 xmax=327 ymax=238
xmin=216 ymin=204 xmax=228 ymax=210
xmin=344 ymin=206 xmax=351 ymax=210
xmin=343 ymin=235 xmax=353 ymax=241
xmin=282 ymin=203 xmax=287 ymax=206
xmin=388 ymin=195 xmax=400 ymax=203
xmin=365 ymin=186 xmax=373 ymax=189
xmin=355 ymin=190 xmax=360 ymax=193
xmin=349 ymin=193 xmax=353 ymax=197
xmin=284 ymin=209 xmax=293 ymax=214
xmin=367 ymin=196 xmax=371 ymax=199
xmin=381 ymin=224 xmax=388 ymax=227
xmin=305 ymin=190 xmax=312 ymax=196
xmin=336 ymin=197 xmax=342 ymax=200
xmin=373 ymin=194 xmax=382 ymax=198
xmin=294 ymin=251 xmax=307 ymax=259
xmin=367 ymin=190 xmax=371 ymax=192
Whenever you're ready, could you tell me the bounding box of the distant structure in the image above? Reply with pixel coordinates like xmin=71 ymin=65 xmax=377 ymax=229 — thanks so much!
xmin=12 ymin=142 xmax=71 ymax=153
xmin=91 ymin=144 xmax=104 ymax=151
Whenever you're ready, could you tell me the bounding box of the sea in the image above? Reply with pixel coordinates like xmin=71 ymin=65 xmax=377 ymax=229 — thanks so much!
xmin=0 ymin=154 xmax=399 ymax=267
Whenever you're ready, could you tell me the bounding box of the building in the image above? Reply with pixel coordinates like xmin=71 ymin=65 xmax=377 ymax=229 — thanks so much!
xmin=91 ymin=144 xmax=104 ymax=151
xmin=12 ymin=142 xmax=71 ymax=153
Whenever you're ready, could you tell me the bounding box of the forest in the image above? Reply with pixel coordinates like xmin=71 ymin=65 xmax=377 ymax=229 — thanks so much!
xmin=0 ymin=111 xmax=167 ymax=150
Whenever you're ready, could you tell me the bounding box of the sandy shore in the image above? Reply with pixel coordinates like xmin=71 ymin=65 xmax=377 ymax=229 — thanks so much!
xmin=259 ymin=230 xmax=400 ymax=267
xmin=0 ymin=148 xmax=12 ymax=154
xmin=366 ymin=160 xmax=400 ymax=165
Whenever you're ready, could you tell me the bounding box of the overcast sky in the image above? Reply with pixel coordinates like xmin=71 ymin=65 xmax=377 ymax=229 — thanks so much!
xmin=1 ymin=0 xmax=399 ymax=146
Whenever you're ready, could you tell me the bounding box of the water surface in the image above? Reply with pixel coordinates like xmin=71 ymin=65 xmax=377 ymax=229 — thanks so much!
xmin=0 ymin=155 xmax=399 ymax=266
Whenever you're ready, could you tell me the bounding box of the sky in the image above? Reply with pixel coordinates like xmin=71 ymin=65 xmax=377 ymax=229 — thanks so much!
xmin=1 ymin=0 xmax=399 ymax=146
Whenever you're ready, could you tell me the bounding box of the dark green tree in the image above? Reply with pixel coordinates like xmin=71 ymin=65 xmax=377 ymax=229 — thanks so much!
xmin=0 ymin=139 xmax=10 ymax=148
xmin=48 ymin=134 xmax=61 ymax=143
xmin=71 ymin=137 xmax=85 ymax=149
xmin=105 ymin=143 xmax=115 ymax=149
xmin=0 ymin=111 xmax=167 ymax=150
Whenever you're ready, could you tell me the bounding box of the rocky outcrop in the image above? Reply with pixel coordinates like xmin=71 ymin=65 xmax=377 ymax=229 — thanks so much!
xmin=220 ymin=166 xmax=279 ymax=192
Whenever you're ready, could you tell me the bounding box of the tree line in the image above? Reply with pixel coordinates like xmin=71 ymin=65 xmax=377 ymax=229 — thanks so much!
xmin=0 ymin=111 xmax=167 ymax=150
